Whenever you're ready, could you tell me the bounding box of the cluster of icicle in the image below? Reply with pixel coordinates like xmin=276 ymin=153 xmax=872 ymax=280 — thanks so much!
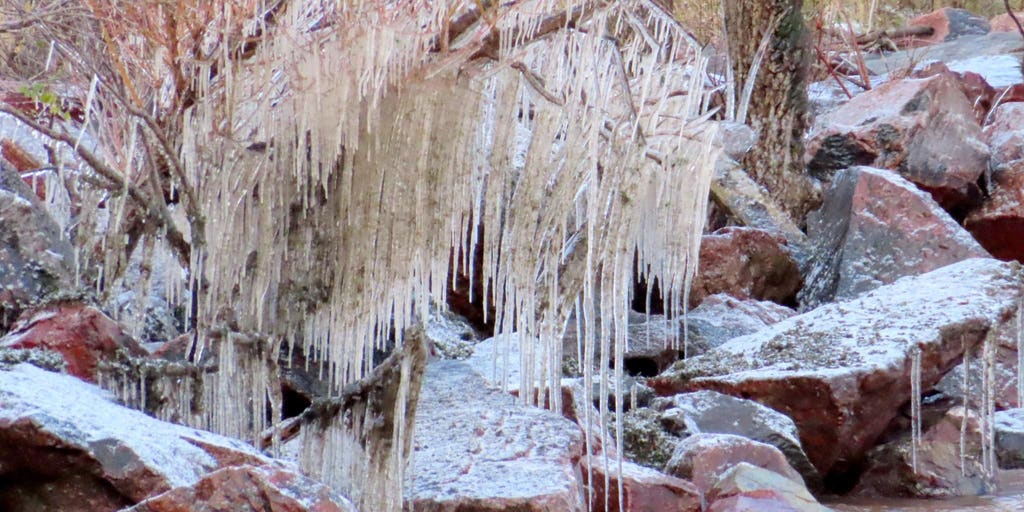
xmin=94 ymin=1 xmax=720 ymax=510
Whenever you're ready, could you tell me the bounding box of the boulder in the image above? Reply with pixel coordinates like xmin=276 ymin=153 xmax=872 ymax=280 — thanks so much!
xmin=996 ymin=409 xmax=1024 ymax=469
xmin=691 ymin=227 xmax=802 ymax=309
xmin=581 ymin=456 xmax=701 ymax=512
xmin=406 ymin=360 xmax=586 ymax=511
xmin=564 ymin=310 xmax=683 ymax=376
xmin=0 ymin=164 xmax=73 ymax=332
xmin=0 ymin=364 xmax=270 ymax=511
xmin=805 ymin=72 xmax=990 ymax=210
xmin=984 ymin=102 xmax=1024 ymax=171
xmin=936 ymin=321 xmax=1024 ymax=411
xmin=0 ymin=301 xmax=147 ymax=382
xmin=664 ymin=434 xmax=802 ymax=494
xmin=424 ymin=307 xmax=480 ymax=360
xmin=706 ymin=463 xmax=832 ymax=512
xmin=649 ymin=259 xmax=1023 ymax=478
xmin=990 ymin=12 xmax=1024 ymax=33
xmin=685 ymin=294 xmax=795 ymax=357
xmin=653 ymin=390 xmax=818 ymax=486
xmin=907 ymin=8 xmax=991 ymax=45
xmin=799 ymin=166 xmax=988 ymax=310
xmin=967 ymin=163 xmax=1024 ymax=263
xmin=124 ymin=464 xmax=356 ymax=512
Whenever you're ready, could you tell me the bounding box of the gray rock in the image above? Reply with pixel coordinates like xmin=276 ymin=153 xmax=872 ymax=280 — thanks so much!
xmin=996 ymin=408 xmax=1024 ymax=469
xmin=685 ymin=294 xmax=795 ymax=356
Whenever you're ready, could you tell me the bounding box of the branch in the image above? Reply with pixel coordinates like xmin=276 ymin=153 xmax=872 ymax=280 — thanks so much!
xmin=1006 ymin=1 xmax=1024 ymax=42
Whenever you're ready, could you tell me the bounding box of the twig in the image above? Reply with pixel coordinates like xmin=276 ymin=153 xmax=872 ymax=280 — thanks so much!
xmin=1006 ymin=1 xmax=1024 ymax=42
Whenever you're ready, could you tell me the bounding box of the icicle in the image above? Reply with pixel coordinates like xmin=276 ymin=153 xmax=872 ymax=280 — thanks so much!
xmin=910 ymin=345 xmax=922 ymax=474
xmin=961 ymin=335 xmax=970 ymax=477
xmin=981 ymin=329 xmax=997 ymax=480
xmin=1018 ymin=297 xmax=1023 ymax=408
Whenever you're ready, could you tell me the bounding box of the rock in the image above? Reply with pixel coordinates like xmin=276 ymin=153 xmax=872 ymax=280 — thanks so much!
xmin=0 ymin=301 xmax=147 ymax=382
xmin=0 ymin=364 xmax=270 ymax=511
xmin=691 ymin=227 xmax=802 ymax=309
xmin=911 ymin=62 xmax=996 ymax=124
xmin=706 ymin=463 xmax=832 ymax=512
xmin=799 ymin=167 xmax=988 ymax=310
xmin=685 ymin=295 xmax=794 ymax=357
xmin=805 ymin=72 xmax=990 ymax=210
xmin=991 ymin=12 xmax=1024 ymax=33
xmin=581 ymin=456 xmax=701 ymax=512
xmin=564 ymin=310 xmax=682 ymax=376
xmin=908 ymin=8 xmax=991 ymax=45
xmin=124 ymin=464 xmax=356 ymax=512
xmin=984 ymin=102 xmax=1024 ymax=171
xmin=996 ymin=409 xmax=1024 ymax=469
xmin=853 ymin=407 xmax=986 ymax=498
xmin=424 ymin=307 xmax=480 ymax=360
xmin=621 ymin=406 xmax=676 ymax=469
xmin=664 ymin=434 xmax=802 ymax=494
xmin=406 ymin=360 xmax=586 ymax=511
xmin=936 ymin=320 xmax=1024 ymax=411
xmin=714 ymin=121 xmax=758 ymax=162
xmin=653 ymin=390 xmax=818 ymax=487
xmin=967 ymin=164 xmax=1024 ymax=263
xmin=0 ymin=164 xmax=73 ymax=332
xmin=649 ymin=258 xmax=1023 ymax=478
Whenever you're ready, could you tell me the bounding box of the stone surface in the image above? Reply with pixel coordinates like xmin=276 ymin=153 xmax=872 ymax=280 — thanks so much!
xmin=654 ymin=390 xmax=817 ymax=487
xmin=853 ymin=407 xmax=986 ymax=498
xmin=691 ymin=227 xmax=802 ymax=309
xmin=406 ymin=359 xmax=586 ymax=511
xmin=996 ymin=409 xmax=1024 ymax=470
xmin=581 ymin=456 xmax=701 ymax=512
xmin=936 ymin=321 xmax=1024 ymax=412
xmin=991 ymin=12 xmax=1024 ymax=33
xmin=984 ymin=102 xmax=1024 ymax=170
xmin=685 ymin=294 xmax=795 ymax=357
xmin=664 ymin=433 xmax=802 ymax=494
xmin=706 ymin=463 xmax=832 ymax=512
xmin=0 ymin=364 xmax=269 ymax=510
xmin=0 ymin=301 xmax=147 ymax=382
xmin=967 ymin=164 xmax=1024 ymax=263
xmin=805 ymin=73 xmax=990 ymax=210
xmin=0 ymin=164 xmax=73 ymax=332
xmin=907 ymin=8 xmax=991 ymax=45
xmin=563 ymin=310 xmax=682 ymax=376
xmin=124 ymin=464 xmax=356 ymax=512
xmin=650 ymin=259 xmax=1023 ymax=478
xmin=424 ymin=307 xmax=480 ymax=360
xmin=799 ymin=166 xmax=988 ymax=310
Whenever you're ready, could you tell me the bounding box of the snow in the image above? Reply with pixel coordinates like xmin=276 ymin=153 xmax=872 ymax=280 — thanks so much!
xmin=0 ymin=364 xmax=265 ymax=489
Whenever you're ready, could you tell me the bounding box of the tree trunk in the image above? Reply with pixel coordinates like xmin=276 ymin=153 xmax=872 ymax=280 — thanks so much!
xmin=724 ymin=0 xmax=819 ymax=224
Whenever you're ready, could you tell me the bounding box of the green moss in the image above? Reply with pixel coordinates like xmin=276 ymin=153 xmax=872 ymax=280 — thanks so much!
xmin=621 ymin=407 xmax=675 ymax=469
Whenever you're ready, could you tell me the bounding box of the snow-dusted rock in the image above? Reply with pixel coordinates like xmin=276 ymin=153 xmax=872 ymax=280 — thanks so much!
xmin=0 ymin=364 xmax=270 ymax=510
xmin=1 ymin=301 xmax=147 ymax=382
xmin=967 ymin=165 xmax=1024 ymax=264
xmin=653 ymin=390 xmax=817 ymax=486
xmin=800 ymin=166 xmax=988 ymax=309
xmin=691 ymin=227 xmax=801 ymax=309
xmin=984 ymin=102 xmax=1024 ymax=171
xmin=0 ymin=164 xmax=73 ymax=332
xmin=685 ymin=294 xmax=795 ymax=356
xmin=124 ymin=464 xmax=356 ymax=512
xmin=407 ymin=360 xmax=586 ymax=511
xmin=996 ymin=408 xmax=1024 ymax=469
xmin=581 ymin=457 xmax=700 ymax=512
xmin=706 ymin=463 xmax=832 ymax=512
xmin=424 ymin=308 xmax=480 ymax=360
xmin=664 ymin=433 xmax=802 ymax=495
xmin=805 ymin=72 xmax=990 ymax=209
xmin=906 ymin=8 xmax=991 ymax=46
xmin=563 ymin=310 xmax=682 ymax=376
xmin=650 ymin=258 xmax=1023 ymax=476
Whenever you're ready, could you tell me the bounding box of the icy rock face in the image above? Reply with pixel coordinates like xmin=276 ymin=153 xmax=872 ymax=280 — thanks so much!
xmin=664 ymin=433 xmax=803 ymax=495
xmin=0 ymin=301 xmax=147 ymax=381
xmin=805 ymin=72 xmax=989 ymax=209
xmin=690 ymin=227 xmax=802 ymax=309
xmin=406 ymin=360 xmax=586 ymax=511
xmin=0 ymin=364 xmax=269 ymax=510
xmin=0 ymin=164 xmax=73 ymax=332
xmin=124 ymin=464 xmax=356 ymax=512
xmin=685 ymin=294 xmax=795 ymax=356
xmin=650 ymin=258 xmax=1023 ymax=476
xmin=653 ymin=390 xmax=817 ymax=487
xmin=580 ymin=456 xmax=700 ymax=512
xmin=705 ymin=462 xmax=832 ymax=512
xmin=800 ymin=166 xmax=988 ymax=310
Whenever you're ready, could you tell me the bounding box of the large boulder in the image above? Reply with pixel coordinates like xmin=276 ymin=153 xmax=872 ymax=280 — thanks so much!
xmin=799 ymin=166 xmax=988 ymax=310
xmin=0 ymin=164 xmax=73 ymax=332
xmin=0 ymin=301 xmax=147 ymax=382
xmin=907 ymin=8 xmax=991 ymax=45
xmin=653 ymin=390 xmax=817 ymax=486
xmin=705 ymin=463 xmax=832 ymax=512
xmin=664 ymin=433 xmax=802 ymax=494
xmin=650 ymin=259 xmax=1023 ymax=478
xmin=691 ymin=227 xmax=802 ymax=309
xmin=581 ymin=457 xmax=700 ymax=512
xmin=984 ymin=102 xmax=1024 ymax=171
xmin=124 ymin=464 xmax=356 ymax=512
xmin=684 ymin=294 xmax=795 ymax=357
xmin=996 ymin=409 xmax=1024 ymax=469
xmin=0 ymin=364 xmax=271 ymax=511
xmin=966 ymin=164 xmax=1024 ymax=263
xmin=406 ymin=360 xmax=586 ymax=511
xmin=805 ymin=72 xmax=990 ymax=210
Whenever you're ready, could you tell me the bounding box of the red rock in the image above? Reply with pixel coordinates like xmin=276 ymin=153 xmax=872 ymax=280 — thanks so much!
xmin=705 ymin=463 xmax=830 ymax=512
xmin=650 ymin=259 xmax=1021 ymax=478
xmin=664 ymin=433 xmax=803 ymax=495
xmin=908 ymin=8 xmax=991 ymax=45
xmin=806 ymin=72 xmax=990 ymax=211
xmin=983 ymin=102 xmax=1024 ymax=170
xmin=937 ymin=318 xmax=1024 ymax=410
xmin=966 ymin=163 xmax=1024 ymax=263
xmin=913 ymin=63 xmax=996 ymax=124
xmin=581 ymin=456 xmax=701 ymax=512
xmin=690 ymin=227 xmax=801 ymax=308
xmin=0 ymin=302 xmax=147 ymax=381
xmin=125 ymin=464 xmax=356 ymax=512
xmin=800 ymin=166 xmax=988 ymax=309
xmin=991 ymin=12 xmax=1024 ymax=33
